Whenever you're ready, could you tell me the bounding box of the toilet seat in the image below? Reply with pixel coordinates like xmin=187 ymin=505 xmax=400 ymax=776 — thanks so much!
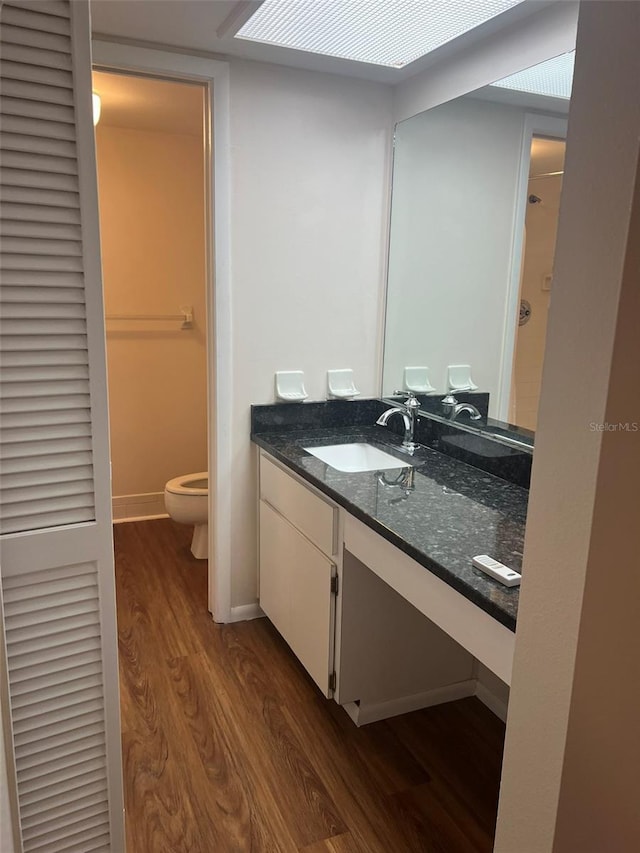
xmin=165 ymin=472 xmax=208 ymax=496
xmin=164 ymin=472 xmax=209 ymax=559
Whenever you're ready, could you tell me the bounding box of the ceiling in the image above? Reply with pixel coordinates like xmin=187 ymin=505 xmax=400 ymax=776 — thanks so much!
xmin=89 ymin=0 xmax=549 ymax=85
xmin=90 ymin=2 xmax=571 ymax=137
xmin=92 ymin=71 xmax=204 ymax=135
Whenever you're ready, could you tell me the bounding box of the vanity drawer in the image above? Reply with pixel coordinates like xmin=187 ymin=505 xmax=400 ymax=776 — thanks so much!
xmin=260 ymin=454 xmax=337 ymax=556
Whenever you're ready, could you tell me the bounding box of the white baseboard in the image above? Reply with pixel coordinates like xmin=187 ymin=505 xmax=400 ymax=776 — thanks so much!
xmin=342 ymin=679 xmax=477 ymax=727
xmin=475 ymin=680 xmax=509 ymax=722
xmin=112 ymin=491 xmax=167 ymax=522
xmin=113 ymin=513 xmax=169 ymax=524
xmin=228 ymin=603 xmax=264 ymax=623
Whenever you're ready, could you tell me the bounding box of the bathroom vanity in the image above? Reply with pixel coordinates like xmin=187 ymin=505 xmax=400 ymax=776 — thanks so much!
xmin=252 ymin=401 xmax=526 ymax=725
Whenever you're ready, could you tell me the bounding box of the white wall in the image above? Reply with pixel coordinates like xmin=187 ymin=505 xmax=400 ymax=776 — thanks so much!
xmin=495 ymin=2 xmax=640 ymax=848
xmin=394 ymin=0 xmax=578 ymax=122
xmin=229 ymin=60 xmax=392 ymax=606
xmin=95 ymin=123 xmax=208 ymax=513
xmin=383 ymin=96 xmax=525 ymax=407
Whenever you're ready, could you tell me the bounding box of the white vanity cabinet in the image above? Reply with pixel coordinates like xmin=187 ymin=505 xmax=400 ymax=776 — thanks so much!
xmin=258 ymin=451 xmax=489 ymax=723
xmin=259 ymin=454 xmax=338 ymax=697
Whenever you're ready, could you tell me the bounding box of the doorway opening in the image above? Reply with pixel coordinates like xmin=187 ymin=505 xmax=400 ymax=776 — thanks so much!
xmin=92 ymin=71 xmax=209 ymax=538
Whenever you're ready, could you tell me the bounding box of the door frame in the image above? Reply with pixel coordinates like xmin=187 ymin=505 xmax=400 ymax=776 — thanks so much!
xmin=497 ymin=111 xmax=568 ymax=421
xmin=91 ymin=42 xmax=233 ymax=622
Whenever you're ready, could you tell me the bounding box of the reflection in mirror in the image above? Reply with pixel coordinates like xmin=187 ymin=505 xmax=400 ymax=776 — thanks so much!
xmin=382 ymin=51 xmax=575 ymax=446
xmin=510 ymin=136 xmax=565 ymax=429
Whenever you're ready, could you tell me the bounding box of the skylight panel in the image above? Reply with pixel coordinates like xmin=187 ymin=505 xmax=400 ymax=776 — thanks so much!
xmin=491 ymin=51 xmax=575 ymax=99
xmin=236 ymin=0 xmax=526 ymax=69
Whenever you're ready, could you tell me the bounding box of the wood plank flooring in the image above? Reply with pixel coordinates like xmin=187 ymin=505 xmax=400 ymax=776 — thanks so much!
xmin=114 ymin=518 xmax=505 ymax=853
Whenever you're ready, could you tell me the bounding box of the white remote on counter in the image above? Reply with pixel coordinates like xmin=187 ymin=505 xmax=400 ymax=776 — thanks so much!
xmin=472 ymin=555 xmax=521 ymax=587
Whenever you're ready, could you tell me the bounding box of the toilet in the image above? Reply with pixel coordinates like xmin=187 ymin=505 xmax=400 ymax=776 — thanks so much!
xmin=164 ymin=472 xmax=208 ymax=559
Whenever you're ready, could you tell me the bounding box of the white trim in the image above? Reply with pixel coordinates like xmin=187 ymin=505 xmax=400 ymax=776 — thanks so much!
xmin=475 ymin=680 xmax=509 ymax=722
xmin=0 ymin=582 xmax=20 ymax=853
xmin=112 ymin=492 xmax=166 ymax=521
xmin=90 ymin=41 xmax=233 ymax=623
xmin=376 ymin=117 xmax=396 ymax=396
xmin=216 ymin=0 xmax=262 ymax=39
xmin=496 ymin=112 xmax=568 ymax=421
xmin=340 ymin=677 xmax=507 ymax=726
xmin=342 ymin=680 xmax=476 ymax=726
xmin=71 ymin=7 xmax=125 ymax=849
xmin=229 ymin=603 xmax=265 ymax=623
xmin=113 ymin=514 xmax=170 ymax=525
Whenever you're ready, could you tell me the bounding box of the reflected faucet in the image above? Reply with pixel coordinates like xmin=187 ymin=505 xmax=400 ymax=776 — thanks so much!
xmin=376 ymin=391 xmax=420 ymax=451
xmin=441 ymin=394 xmax=482 ymax=422
xmin=377 ymin=467 xmax=416 ymax=502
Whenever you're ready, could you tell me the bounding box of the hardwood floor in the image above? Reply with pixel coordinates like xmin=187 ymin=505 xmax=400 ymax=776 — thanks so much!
xmin=114 ymin=518 xmax=505 ymax=853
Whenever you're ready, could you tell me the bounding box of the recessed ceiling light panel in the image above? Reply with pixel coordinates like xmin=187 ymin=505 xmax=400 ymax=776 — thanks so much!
xmin=491 ymin=51 xmax=575 ymax=99
xmin=236 ymin=0 xmax=526 ymax=69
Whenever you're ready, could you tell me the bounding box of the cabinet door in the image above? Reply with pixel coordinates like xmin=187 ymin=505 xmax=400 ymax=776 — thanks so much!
xmin=259 ymin=500 xmax=293 ymax=645
xmin=259 ymin=501 xmax=335 ymax=697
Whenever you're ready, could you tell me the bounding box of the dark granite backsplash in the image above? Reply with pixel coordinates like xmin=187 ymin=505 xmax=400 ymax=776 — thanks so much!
xmin=251 ymin=398 xmax=387 ymax=433
xmin=251 ymin=399 xmax=532 ymax=488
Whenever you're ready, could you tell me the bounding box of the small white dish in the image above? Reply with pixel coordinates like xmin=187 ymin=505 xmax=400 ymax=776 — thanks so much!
xmin=327 ymin=368 xmax=360 ymax=399
xmin=275 ymin=370 xmax=308 ymax=402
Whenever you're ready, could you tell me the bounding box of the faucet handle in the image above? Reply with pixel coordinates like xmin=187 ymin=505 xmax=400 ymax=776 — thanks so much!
xmin=393 ymin=390 xmax=420 ymax=410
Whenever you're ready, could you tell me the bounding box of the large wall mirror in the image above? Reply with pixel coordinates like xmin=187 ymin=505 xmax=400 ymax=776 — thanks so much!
xmin=382 ymin=51 xmax=575 ymax=446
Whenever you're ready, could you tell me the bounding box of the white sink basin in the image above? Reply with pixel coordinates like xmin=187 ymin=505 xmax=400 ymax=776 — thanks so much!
xmin=303 ymin=442 xmax=413 ymax=473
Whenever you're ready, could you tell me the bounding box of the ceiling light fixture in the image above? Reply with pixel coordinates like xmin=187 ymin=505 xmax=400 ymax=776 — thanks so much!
xmin=236 ymin=0 xmax=526 ymax=69
xmin=92 ymin=92 xmax=101 ymax=126
xmin=491 ymin=51 xmax=575 ymax=99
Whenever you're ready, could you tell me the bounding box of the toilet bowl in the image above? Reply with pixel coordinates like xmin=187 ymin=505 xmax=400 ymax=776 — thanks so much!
xmin=164 ymin=472 xmax=208 ymax=559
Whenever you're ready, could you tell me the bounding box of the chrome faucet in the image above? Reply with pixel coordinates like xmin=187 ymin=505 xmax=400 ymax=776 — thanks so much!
xmin=377 ymin=467 xmax=416 ymax=502
xmin=441 ymin=394 xmax=482 ymax=422
xmin=376 ymin=391 xmax=420 ymax=451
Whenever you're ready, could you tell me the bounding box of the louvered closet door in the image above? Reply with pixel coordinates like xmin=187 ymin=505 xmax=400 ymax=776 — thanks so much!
xmin=0 ymin=2 xmax=124 ymax=852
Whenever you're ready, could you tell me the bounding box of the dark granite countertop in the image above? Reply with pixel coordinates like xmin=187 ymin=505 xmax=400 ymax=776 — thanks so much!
xmin=252 ymin=425 xmax=527 ymax=632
